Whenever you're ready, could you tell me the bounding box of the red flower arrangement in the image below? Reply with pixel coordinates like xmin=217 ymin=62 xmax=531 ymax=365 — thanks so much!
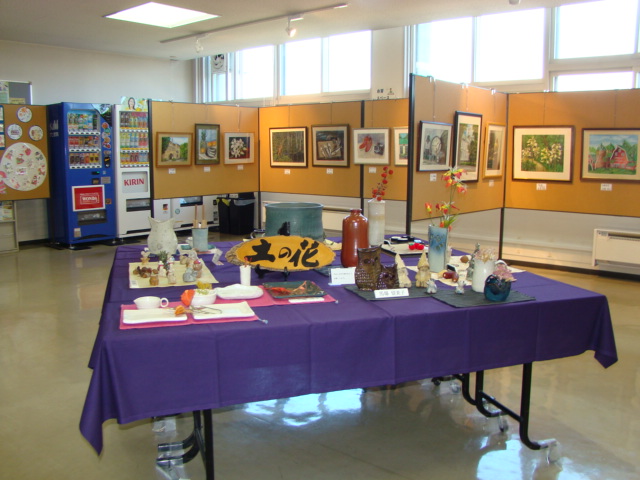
xmin=372 ymin=166 xmax=394 ymax=201
xmin=425 ymin=168 xmax=467 ymax=229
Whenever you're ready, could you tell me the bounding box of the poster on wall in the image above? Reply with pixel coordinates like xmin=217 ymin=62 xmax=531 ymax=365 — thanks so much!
xmin=312 ymin=125 xmax=349 ymax=167
xmin=483 ymin=124 xmax=506 ymax=178
xmin=417 ymin=121 xmax=451 ymax=171
xmin=224 ymin=132 xmax=254 ymax=164
xmin=194 ymin=124 xmax=220 ymax=165
xmin=453 ymin=111 xmax=482 ymax=182
xmin=353 ymin=128 xmax=389 ymax=165
xmin=270 ymin=127 xmax=307 ymax=167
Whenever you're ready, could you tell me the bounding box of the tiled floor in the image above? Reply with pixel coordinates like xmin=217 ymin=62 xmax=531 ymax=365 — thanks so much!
xmin=0 ymin=234 xmax=638 ymax=479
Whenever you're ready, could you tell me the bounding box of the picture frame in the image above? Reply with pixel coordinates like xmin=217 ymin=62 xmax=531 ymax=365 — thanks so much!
xmin=453 ymin=111 xmax=483 ymax=182
xmin=513 ymin=126 xmax=574 ymax=182
xmin=483 ymin=123 xmax=506 ymax=178
xmin=194 ymin=124 xmax=220 ymax=165
xmin=581 ymin=128 xmax=640 ymax=181
xmin=353 ymin=128 xmax=389 ymax=165
xmin=417 ymin=121 xmax=452 ymax=172
xmin=224 ymin=132 xmax=254 ymax=164
xmin=156 ymin=132 xmax=192 ymax=167
xmin=394 ymin=127 xmax=409 ymax=166
xmin=311 ymin=125 xmax=349 ymax=167
xmin=270 ymin=127 xmax=307 ymax=168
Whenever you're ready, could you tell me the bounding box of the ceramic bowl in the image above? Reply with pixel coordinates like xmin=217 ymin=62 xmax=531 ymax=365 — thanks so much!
xmin=190 ymin=290 xmax=217 ymax=306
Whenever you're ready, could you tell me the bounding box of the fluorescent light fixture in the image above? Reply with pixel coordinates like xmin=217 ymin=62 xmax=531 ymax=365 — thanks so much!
xmin=105 ymin=2 xmax=218 ymax=29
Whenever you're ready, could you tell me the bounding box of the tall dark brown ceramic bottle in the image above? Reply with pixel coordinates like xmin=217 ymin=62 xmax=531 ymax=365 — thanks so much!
xmin=341 ymin=209 xmax=369 ymax=267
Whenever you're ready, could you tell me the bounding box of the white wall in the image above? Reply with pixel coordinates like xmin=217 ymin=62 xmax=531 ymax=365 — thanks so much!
xmin=0 ymin=40 xmax=193 ymax=105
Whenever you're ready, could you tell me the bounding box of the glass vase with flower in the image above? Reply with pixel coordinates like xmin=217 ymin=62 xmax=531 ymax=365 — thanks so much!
xmin=425 ymin=168 xmax=467 ymax=272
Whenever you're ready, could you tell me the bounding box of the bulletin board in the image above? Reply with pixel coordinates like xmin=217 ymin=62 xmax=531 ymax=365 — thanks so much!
xmin=410 ymin=75 xmax=508 ymax=222
xmin=0 ymin=104 xmax=50 ymax=200
xmin=151 ymin=101 xmax=260 ymax=199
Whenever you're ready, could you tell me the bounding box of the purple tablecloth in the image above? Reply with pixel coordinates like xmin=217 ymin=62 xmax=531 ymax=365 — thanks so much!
xmin=80 ymin=242 xmax=618 ymax=453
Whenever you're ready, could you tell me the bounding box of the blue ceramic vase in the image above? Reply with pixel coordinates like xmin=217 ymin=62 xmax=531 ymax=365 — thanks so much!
xmin=483 ymin=275 xmax=512 ymax=302
xmin=428 ymin=225 xmax=448 ymax=272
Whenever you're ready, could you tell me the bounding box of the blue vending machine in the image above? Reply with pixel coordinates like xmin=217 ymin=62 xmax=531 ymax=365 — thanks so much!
xmin=47 ymin=103 xmax=117 ymax=248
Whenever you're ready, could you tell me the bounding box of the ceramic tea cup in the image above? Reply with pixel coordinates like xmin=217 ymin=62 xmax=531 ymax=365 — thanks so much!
xmin=134 ymin=296 xmax=169 ymax=309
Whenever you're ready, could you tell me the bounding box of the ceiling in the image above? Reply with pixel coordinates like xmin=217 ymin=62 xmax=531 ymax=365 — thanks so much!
xmin=1 ymin=0 xmax=581 ymax=61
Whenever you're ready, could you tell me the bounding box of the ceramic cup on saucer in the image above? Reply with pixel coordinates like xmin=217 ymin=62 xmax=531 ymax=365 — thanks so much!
xmin=134 ymin=296 xmax=169 ymax=309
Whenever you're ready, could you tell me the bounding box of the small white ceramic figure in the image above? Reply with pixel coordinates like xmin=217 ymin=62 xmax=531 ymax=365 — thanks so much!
xmin=415 ymin=251 xmax=431 ymax=288
xmin=183 ymin=266 xmax=197 ymax=283
xmin=141 ymin=247 xmax=150 ymax=265
xmin=167 ymin=269 xmax=177 ymax=285
xmin=210 ymin=247 xmax=223 ymax=265
xmin=395 ymin=254 xmax=412 ymax=288
xmin=427 ymin=279 xmax=438 ymax=294
xmin=455 ymin=277 xmax=465 ymax=294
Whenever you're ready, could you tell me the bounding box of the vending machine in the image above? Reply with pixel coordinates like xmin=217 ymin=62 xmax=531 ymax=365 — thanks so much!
xmin=113 ymin=98 xmax=152 ymax=239
xmin=47 ymin=102 xmax=116 ymax=248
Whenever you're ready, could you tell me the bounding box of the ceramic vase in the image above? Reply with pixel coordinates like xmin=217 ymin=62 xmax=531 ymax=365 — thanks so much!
xmin=367 ymin=199 xmax=386 ymax=246
xmin=471 ymin=259 xmax=496 ymax=293
xmin=341 ymin=209 xmax=369 ymax=267
xmin=355 ymin=246 xmax=381 ymax=291
xmin=147 ymin=217 xmax=178 ymax=255
xmin=427 ymin=225 xmax=448 ymax=272
xmin=484 ymin=275 xmax=512 ymax=301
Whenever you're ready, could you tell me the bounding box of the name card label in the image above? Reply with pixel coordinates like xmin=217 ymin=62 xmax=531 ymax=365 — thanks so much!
xmin=330 ymin=267 xmax=356 ymax=285
xmin=374 ymin=288 xmax=409 ymax=299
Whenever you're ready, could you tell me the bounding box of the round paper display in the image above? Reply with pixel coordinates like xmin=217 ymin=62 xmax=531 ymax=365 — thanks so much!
xmin=0 ymin=142 xmax=48 ymax=191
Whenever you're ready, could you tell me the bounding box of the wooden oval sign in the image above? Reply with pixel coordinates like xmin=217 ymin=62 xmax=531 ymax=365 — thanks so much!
xmin=226 ymin=235 xmax=335 ymax=272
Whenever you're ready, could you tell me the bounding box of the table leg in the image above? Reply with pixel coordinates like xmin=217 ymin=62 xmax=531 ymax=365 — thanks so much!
xmin=156 ymin=411 xmax=202 ymax=469
xmin=203 ymin=409 xmax=215 ymax=480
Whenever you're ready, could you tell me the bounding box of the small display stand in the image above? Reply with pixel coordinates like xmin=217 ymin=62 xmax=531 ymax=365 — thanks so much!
xmin=0 ymin=200 xmax=18 ymax=253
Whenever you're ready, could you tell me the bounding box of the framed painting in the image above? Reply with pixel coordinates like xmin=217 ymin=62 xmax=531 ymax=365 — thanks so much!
xmin=270 ymin=127 xmax=307 ymax=167
xmin=582 ymin=129 xmax=640 ymax=181
xmin=311 ymin=125 xmax=349 ymax=167
xmin=513 ymin=126 xmax=574 ymax=181
xmin=224 ymin=132 xmax=254 ymax=164
xmin=156 ymin=132 xmax=192 ymax=167
xmin=453 ymin=111 xmax=482 ymax=182
xmin=483 ymin=123 xmax=506 ymax=178
xmin=194 ymin=124 xmax=220 ymax=165
xmin=417 ymin=121 xmax=451 ymax=172
xmin=394 ymin=127 xmax=409 ymax=166
xmin=353 ymin=128 xmax=389 ymax=165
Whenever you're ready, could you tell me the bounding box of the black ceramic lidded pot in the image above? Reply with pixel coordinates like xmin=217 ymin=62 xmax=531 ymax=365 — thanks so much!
xmin=341 ymin=209 xmax=369 ymax=267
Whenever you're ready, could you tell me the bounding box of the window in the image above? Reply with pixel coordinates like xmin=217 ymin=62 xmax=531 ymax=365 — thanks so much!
xmin=282 ymin=39 xmax=322 ymax=95
xmin=325 ymin=31 xmax=371 ymax=92
xmin=415 ymin=18 xmax=473 ymax=83
xmin=555 ymin=0 xmax=638 ymax=59
xmin=236 ymin=45 xmax=275 ymax=100
xmin=475 ymin=9 xmax=545 ymax=82
xmin=555 ymin=71 xmax=635 ymax=92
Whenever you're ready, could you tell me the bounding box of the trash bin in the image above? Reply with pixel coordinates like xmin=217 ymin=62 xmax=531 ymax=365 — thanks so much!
xmin=218 ymin=192 xmax=255 ymax=235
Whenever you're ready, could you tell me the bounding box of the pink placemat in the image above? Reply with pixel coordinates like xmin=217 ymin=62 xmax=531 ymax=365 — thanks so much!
xmin=120 ymin=302 xmax=259 ymax=330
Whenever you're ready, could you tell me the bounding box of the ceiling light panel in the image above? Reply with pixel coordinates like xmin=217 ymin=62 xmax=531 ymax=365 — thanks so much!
xmin=106 ymin=2 xmax=218 ymax=29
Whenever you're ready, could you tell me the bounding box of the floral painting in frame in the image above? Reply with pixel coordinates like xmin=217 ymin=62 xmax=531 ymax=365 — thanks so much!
xmin=224 ymin=132 xmax=254 ymax=164
xmin=582 ymin=129 xmax=640 ymax=181
xmin=513 ymin=126 xmax=573 ymax=181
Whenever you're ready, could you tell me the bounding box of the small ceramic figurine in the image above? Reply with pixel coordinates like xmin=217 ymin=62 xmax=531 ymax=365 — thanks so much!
xmin=167 ymin=269 xmax=177 ymax=285
xmin=467 ymin=243 xmax=481 ymax=280
xmin=427 ymin=279 xmax=438 ymax=294
xmin=183 ymin=266 xmax=197 ymax=283
xmin=149 ymin=272 xmax=159 ymax=286
xmin=455 ymin=277 xmax=465 ymax=294
xmin=193 ymin=259 xmax=203 ymax=278
xmin=141 ymin=247 xmax=150 ymax=265
xmin=157 ymin=261 xmax=166 ymax=277
xmin=180 ymin=254 xmax=189 ymax=265
xmin=211 ymin=246 xmax=223 ymax=266
xmin=376 ymin=264 xmax=399 ymax=290
xmin=415 ymin=251 xmax=430 ymax=288
xmin=395 ymin=254 xmax=412 ymax=288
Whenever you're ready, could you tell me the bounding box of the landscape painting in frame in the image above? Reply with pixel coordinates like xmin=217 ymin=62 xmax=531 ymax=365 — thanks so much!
xmin=394 ymin=127 xmax=409 ymax=166
xmin=270 ymin=127 xmax=307 ymax=168
xmin=224 ymin=132 xmax=254 ymax=164
xmin=453 ymin=111 xmax=482 ymax=182
xmin=484 ymin=124 xmax=506 ymax=178
xmin=513 ymin=126 xmax=573 ymax=181
xmin=312 ymin=125 xmax=349 ymax=167
xmin=353 ymin=128 xmax=389 ymax=165
xmin=194 ymin=124 xmax=220 ymax=165
xmin=582 ymin=129 xmax=640 ymax=181
xmin=156 ymin=133 xmax=192 ymax=167
xmin=418 ymin=121 xmax=451 ymax=172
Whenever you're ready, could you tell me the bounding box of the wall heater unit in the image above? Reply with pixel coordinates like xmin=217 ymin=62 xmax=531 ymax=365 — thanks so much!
xmin=592 ymin=229 xmax=640 ymax=267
